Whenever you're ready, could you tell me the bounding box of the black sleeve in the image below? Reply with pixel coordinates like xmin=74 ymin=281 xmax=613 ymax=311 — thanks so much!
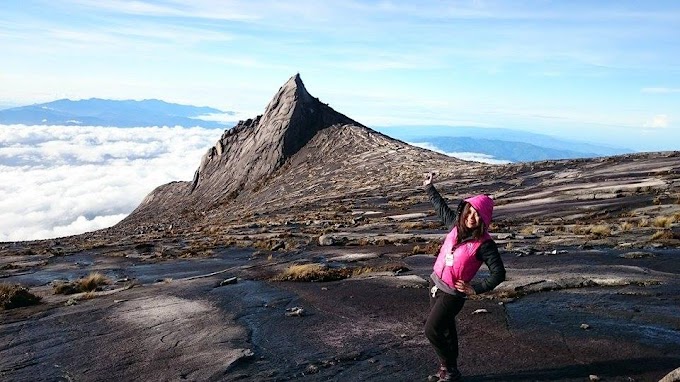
xmin=472 ymin=240 xmax=506 ymax=294
xmin=426 ymin=184 xmax=458 ymax=228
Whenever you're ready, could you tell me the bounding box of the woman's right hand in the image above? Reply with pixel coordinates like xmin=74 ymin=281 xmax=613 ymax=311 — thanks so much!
xmin=422 ymin=172 xmax=435 ymax=186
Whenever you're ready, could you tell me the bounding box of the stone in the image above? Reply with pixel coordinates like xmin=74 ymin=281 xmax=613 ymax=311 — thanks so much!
xmin=219 ymin=277 xmax=238 ymax=286
xmin=659 ymin=366 xmax=680 ymax=382
xmin=386 ymin=212 xmax=428 ymax=221
xmin=285 ymin=307 xmax=305 ymax=317
xmin=318 ymin=235 xmax=334 ymax=246
xmin=305 ymin=364 xmax=319 ymax=374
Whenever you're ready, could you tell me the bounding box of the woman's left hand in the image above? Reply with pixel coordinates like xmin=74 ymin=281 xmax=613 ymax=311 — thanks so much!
xmin=455 ymin=280 xmax=476 ymax=296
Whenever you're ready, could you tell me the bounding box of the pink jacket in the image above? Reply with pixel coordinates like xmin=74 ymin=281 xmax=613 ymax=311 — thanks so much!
xmin=432 ymin=194 xmax=494 ymax=289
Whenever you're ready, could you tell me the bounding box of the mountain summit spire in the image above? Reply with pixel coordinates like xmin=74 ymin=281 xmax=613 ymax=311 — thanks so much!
xmin=188 ymin=74 xmax=359 ymax=201
xmin=119 ymin=73 xmax=455 ymax=231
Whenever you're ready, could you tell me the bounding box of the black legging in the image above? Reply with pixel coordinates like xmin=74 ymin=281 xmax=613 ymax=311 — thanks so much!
xmin=424 ymin=284 xmax=466 ymax=368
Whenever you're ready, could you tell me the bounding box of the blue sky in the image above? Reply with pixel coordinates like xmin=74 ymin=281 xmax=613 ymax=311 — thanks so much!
xmin=1 ymin=0 xmax=679 ymax=150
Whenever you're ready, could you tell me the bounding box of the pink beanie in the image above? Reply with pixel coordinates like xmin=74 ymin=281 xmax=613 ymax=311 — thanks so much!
xmin=464 ymin=194 xmax=494 ymax=226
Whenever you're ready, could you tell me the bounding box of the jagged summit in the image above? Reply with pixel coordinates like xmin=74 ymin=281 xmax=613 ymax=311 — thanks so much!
xmin=118 ymin=74 xmax=459 ymax=231
xmin=189 ymin=74 xmax=361 ymax=201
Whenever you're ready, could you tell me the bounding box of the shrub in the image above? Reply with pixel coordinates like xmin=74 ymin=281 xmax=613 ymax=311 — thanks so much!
xmin=0 ymin=283 xmax=41 ymax=309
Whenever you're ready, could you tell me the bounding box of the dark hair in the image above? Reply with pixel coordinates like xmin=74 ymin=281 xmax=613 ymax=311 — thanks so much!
xmin=456 ymin=202 xmax=486 ymax=243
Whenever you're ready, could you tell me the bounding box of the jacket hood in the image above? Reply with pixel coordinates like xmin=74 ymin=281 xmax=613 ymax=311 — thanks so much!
xmin=464 ymin=194 xmax=494 ymax=227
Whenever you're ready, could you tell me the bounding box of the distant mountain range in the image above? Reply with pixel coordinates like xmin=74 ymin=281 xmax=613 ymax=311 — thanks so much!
xmin=0 ymin=98 xmax=236 ymax=128
xmin=375 ymin=126 xmax=632 ymax=162
xmin=0 ymin=98 xmax=633 ymax=162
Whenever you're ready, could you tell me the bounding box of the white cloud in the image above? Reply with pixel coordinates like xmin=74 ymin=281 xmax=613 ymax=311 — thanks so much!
xmin=445 ymin=152 xmax=511 ymax=165
xmin=408 ymin=142 xmax=511 ymax=165
xmin=0 ymin=125 xmax=223 ymax=242
xmin=643 ymin=114 xmax=669 ymax=129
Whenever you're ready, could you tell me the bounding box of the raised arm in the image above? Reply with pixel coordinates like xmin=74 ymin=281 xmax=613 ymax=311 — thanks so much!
xmin=423 ymin=172 xmax=458 ymax=228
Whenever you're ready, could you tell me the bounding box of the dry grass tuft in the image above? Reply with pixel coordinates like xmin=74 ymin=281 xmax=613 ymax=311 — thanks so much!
xmin=411 ymin=240 xmax=441 ymax=256
xmin=589 ymin=224 xmax=611 ymax=237
xmin=357 ymin=238 xmax=370 ymax=246
xmin=637 ymin=218 xmax=650 ymax=228
xmin=80 ymin=291 xmax=98 ymax=300
xmin=652 ymin=215 xmax=676 ymax=228
xmin=572 ymin=225 xmax=587 ymax=235
xmin=54 ymin=272 xmax=111 ymax=295
xmin=0 ymin=283 xmax=41 ymax=309
xmin=272 ymin=264 xmax=351 ymax=282
xmin=651 ymin=230 xmax=674 ymax=241
xmin=350 ymin=264 xmax=409 ymax=277
xmin=572 ymin=224 xmax=611 ymax=237
xmin=619 ymin=221 xmax=633 ymax=232
xmin=272 ymin=263 xmax=408 ymax=282
xmin=520 ymin=226 xmax=535 ymax=235
xmin=400 ymin=221 xmax=441 ymax=231
xmin=78 ymin=272 xmax=110 ymax=292
xmin=53 ymin=283 xmax=80 ymax=295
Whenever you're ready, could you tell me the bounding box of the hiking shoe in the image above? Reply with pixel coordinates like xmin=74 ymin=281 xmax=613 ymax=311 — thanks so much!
xmin=427 ymin=363 xmax=462 ymax=382
xmin=437 ymin=367 xmax=462 ymax=382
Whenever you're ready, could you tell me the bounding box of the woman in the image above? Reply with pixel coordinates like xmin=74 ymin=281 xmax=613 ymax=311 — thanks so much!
xmin=422 ymin=172 xmax=506 ymax=382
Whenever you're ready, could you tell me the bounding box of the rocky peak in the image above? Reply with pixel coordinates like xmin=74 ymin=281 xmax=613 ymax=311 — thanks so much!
xmin=189 ymin=74 xmax=360 ymax=203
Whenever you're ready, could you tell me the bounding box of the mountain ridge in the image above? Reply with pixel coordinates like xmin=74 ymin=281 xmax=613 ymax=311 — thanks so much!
xmin=377 ymin=126 xmax=632 ymax=161
xmin=0 ymin=98 xmax=235 ymax=128
xmin=411 ymin=136 xmax=605 ymax=162
xmin=117 ymin=74 xmax=466 ymax=232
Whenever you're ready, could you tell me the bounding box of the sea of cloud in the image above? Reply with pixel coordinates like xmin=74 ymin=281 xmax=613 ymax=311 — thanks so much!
xmin=408 ymin=142 xmax=511 ymax=165
xmin=0 ymin=126 xmax=509 ymax=242
xmin=0 ymin=125 xmax=223 ymax=242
